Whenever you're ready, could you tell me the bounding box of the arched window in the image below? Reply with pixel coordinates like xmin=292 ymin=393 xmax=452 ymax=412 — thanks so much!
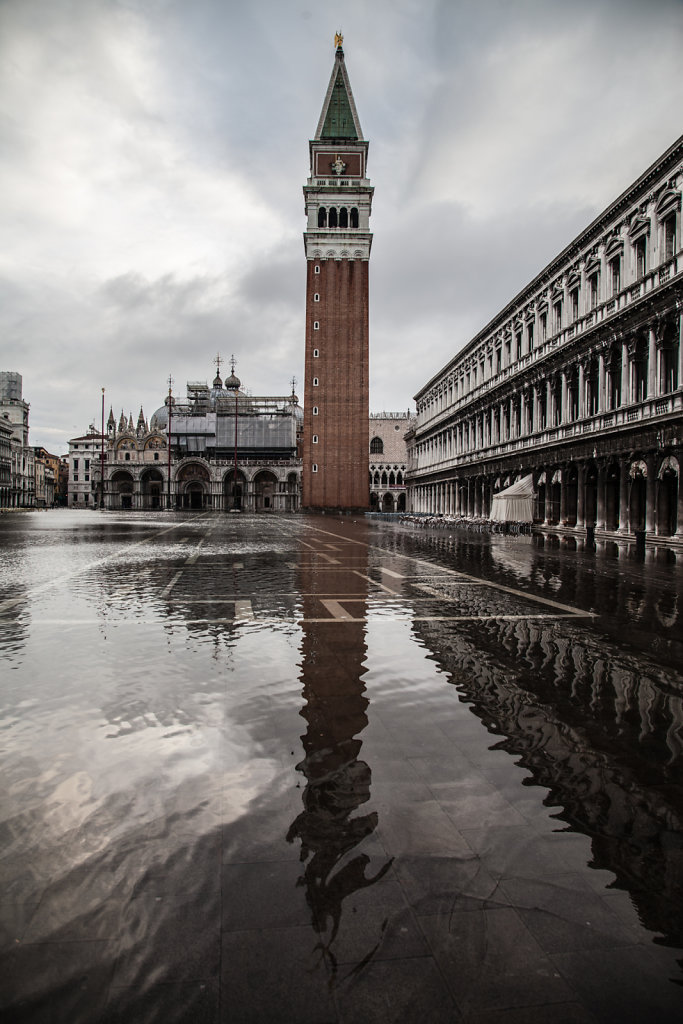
xmin=370 ymin=436 xmax=383 ymax=454
xmin=318 ymin=208 xmax=327 ymax=228
xmin=339 ymin=207 xmax=348 ymax=228
xmin=389 ymin=472 xmax=395 ymax=486
xmin=350 ymin=208 xmax=359 ymax=228
xmin=381 ymin=471 xmax=388 ymax=486
xmin=329 ymin=207 xmax=338 ymax=228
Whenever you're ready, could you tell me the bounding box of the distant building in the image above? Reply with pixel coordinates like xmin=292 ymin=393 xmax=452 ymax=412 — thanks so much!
xmin=0 ymin=371 xmax=33 ymax=507
xmin=0 ymin=415 xmax=12 ymax=506
xmin=33 ymin=447 xmax=60 ymax=507
xmin=67 ymin=427 xmax=106 ymax=507
xmin=369 ymin=412 xmax=412 ymax=512
xmin=98 ymin=362 xmax=302 ymax=512
xmin=302 ymin=39 xmax=372 ymax=511
xmin=408 ymin=135 xmax=683 ymax=543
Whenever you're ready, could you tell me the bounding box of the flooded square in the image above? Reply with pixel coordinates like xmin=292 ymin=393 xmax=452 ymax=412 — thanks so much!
xmin=1 ymin=510 xmax=683 ymax=1023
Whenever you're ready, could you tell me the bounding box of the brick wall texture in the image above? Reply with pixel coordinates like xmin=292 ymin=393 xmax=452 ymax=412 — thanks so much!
xmin=302 ymin=259 xmax=370 ymax=509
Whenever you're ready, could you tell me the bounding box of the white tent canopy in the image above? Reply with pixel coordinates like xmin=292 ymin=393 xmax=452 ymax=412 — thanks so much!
xmin=490 ymin=473 xmax=535 ymax=522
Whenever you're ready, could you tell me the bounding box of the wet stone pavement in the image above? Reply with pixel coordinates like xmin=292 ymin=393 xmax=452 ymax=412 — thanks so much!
xmin=1 ymin=510 xmax=683 ymax=1024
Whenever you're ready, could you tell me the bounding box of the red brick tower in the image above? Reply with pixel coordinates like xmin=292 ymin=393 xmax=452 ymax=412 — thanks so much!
xmin=302 ymin=37 xmax=372 ymax=511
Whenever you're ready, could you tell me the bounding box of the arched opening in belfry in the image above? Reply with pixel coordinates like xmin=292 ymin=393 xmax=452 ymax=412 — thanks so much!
xmin=318 ymin=207 xmax=327 ymax=227
xmin=339 ymin=207 xmax=348 ymax=228
xmin=329 ymin=207 xmax=338 ymax=228
xmin=350 ymin=208 xmax=359 ymax=228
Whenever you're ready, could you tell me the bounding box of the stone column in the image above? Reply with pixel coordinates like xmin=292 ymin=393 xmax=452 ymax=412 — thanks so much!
xmin=678 ymin=311 xmax=683 ymax=391
xmin=578 ymin=362 xmax=585 ymax=419
xmin=560 ymin=469 xmax=568 ymax=524
xmin=546 ymin=379 xmax=553 ymax=429
xmin=576 ymin=463 xmax=586 ymax=528
xmin=618 ymin=460 xmax=630 ymax=533
xmin=645 ymin=453 xmax=656 ymax=534
xmin=598 ymin=351 xmax=606 ymax=413
xmin=561 ymin=372 xmax=569 ymax=425
xmin=621 ymin=340 xmax=630 ymax=405
xmin=596 ymin=463 xmax=607 ymax=530
xmin=676 ymin=461 xmax=683 ymax=537
xmin=544 ymin=476 xmax=552 ymax=524
xmin=648 ymin=325 xmax=657 ymax=399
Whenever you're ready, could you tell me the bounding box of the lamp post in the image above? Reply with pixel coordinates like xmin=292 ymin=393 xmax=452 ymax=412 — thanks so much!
xmin=167 ymin=376 xmax=173 ymax=511
xmin=100 ymin=387 xmax=105 ymax=509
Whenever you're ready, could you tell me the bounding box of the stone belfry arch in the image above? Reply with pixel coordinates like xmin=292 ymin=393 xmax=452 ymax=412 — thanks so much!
xmin=302 ymin=36 xmax=372 ymax=511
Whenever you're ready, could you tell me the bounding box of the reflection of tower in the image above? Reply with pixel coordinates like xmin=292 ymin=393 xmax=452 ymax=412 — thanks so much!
xmin=302 ymin=37 xmax=372 ymax=511
xmin=288 ymin=527 xmax=391 ymax=975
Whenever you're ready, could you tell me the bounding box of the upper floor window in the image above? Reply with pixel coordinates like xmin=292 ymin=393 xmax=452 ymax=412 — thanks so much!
xmin=314 ymin=265 xmax=320 ymax=274
xmin=553 ymin=301 xmax=562 ymax=333
xmin=664 ymin=214 xmax=676 ymax=260
xmin=73 ymin=458 xmax=79 ymax=469
xmin=589 ymin=272 xmax=599 ymax=309
xmin=515 ymin=332 xmax=522 ymax=360
xmin=635 ymin=236 xmax=647 ymax=278
xmin=570 ymin=288 xmax=579 ymax=322
xmin=527 ymin=322 xmax=534 ymax=351
xmin=318 ymin=208 xmax=327 ymax=228
xmin=350 ymin=208 xmax=359 ymax=228
xmin=610 ymin=256 xmax=621 ymax=296
xmin=540 ymin=312 xmax=547 ymax=341
xmin=370 ymin=436 xmax=383 ymax=454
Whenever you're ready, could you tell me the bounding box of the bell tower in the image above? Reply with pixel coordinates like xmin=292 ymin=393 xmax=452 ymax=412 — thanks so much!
xmin=302 ymin=36 xmax=372 ymax=511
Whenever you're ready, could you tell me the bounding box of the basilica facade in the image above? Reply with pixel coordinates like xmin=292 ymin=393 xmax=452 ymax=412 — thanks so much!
xmin=98 ymin=365 xmax=302 ymax=512
xmin=407 ymin=135 xmax=683 ymax=544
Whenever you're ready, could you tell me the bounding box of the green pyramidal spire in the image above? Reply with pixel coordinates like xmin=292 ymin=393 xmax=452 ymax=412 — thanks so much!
xmin=314 ymin=42 xmax=364 ymax=142
xmin=321 ymin=67 xmax=358 ymax=139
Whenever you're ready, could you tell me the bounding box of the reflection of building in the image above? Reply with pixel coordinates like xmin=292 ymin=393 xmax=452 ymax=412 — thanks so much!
xmin=0 ymin=371 xmax=34 ymax=508
xmin=302 ymin=39 xmax=372 ymax=511
xmin=289 ymin=529 xmax=392 ymax=976
xmin=408 ymin=136 xmax=683 ymax=543
xmin=369 ymin=412 xmax=412 ymax=512
xmin=101 ymin=363 xmax=302 ymax=511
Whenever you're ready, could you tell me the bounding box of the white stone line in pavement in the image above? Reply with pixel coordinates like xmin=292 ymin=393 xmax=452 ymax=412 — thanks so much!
xmin=234 ymin=600 xmax=254 ymax=620
xmin=18 ymin=611 xmax=590 ymax=626
xmin=0 ymin=514 xmax=211 ymax=613
xmin=381 ymin=568 xmax=404 ymax=579
xmin=233 ymin=562 xmax=244 ymax=569
xmin=294 ymin=522 xmax=594 ymax=619
xmin=160 ymin=571 xmax=184 ymax=598
xmin=353 ymin=571 xmax=401 ymax=595
xmin=319 ymin=599 xmax=354 ymax=620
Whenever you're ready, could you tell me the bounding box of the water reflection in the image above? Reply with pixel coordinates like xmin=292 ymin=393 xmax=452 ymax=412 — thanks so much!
xmin=412 ymin=609 xmax=683 ymax=960
xmin=289 ymin=530 xmax=393 ymax=979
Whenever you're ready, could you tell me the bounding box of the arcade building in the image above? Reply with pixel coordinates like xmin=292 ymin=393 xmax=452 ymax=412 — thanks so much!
xmin=407 ymin=134 xmax=683 ymax=544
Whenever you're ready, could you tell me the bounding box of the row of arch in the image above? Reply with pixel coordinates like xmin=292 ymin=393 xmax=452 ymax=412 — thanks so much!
xmin=106 ymin=464 xmax=300 ymax=512
xmin=317 ymin=206 xmax=359 ymax=228
xmin=411 ymin=453 xmax=682 ymax=538
xmin=370 ymin=469 xmax=404 ymax=487
xmin=370 ymin=491 xmax=407 ymax=513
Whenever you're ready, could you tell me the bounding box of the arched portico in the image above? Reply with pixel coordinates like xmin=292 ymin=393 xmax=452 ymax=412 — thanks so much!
xmin=110 ymin=470 xmax=135 ymax=509
xmin=140 ymin=468 xmax=164 ymax=510
xmin=176 ymin=461 xmax=211 ymax=510
xmin=254 ymin=470 xmax=277 ymax=511
xmin=224 ymin=469 xmax=247 ymax=511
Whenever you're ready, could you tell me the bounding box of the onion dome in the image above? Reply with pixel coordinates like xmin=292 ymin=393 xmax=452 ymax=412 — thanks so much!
xmin=225 ymin=369 xmax=241 ymax=391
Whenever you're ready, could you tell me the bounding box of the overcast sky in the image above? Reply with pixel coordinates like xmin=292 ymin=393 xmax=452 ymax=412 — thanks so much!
xmin=1 ymin=0 xmax=682 ymax=452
